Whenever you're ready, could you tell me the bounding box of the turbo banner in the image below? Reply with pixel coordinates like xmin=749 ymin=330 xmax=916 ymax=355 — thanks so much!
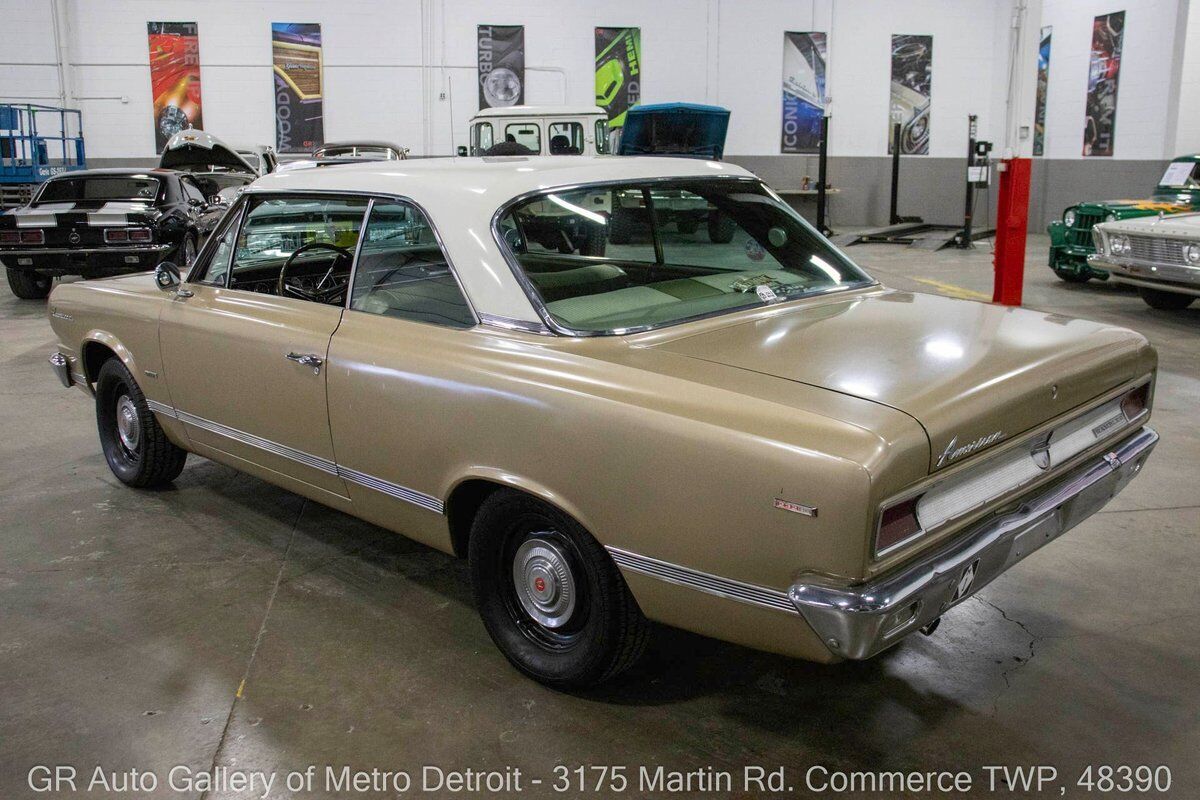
xmin=595 ymin=28 xmax=641 ymax=128
xmin=147 ymin=22 xmax=202 ymax=153
xmin=1034 ymin=27 xmax=1052 ymax=156
xmin=272 ymin=23 xmax=324 ymax=154
xmin=888 ymin=34 xmax=932 ymax=155
xmin=1084 ymin=11 xmax=1124 ymax=157
xmin=477 ymin=25 xmax=524 ymax=109
xmin=781 ymin=32 xmax=827 ymax=154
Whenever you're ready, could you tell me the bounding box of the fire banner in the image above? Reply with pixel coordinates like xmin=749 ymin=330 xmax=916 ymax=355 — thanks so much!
xmin=1034 ymin=27 xmax=1051 ymax=156
xmin=781 ymin=32 xmax=827 ymax=154
xmin=595 ymin=28 xmax=641 ymax=128
xmin=1083 ymin=11 xmax=1124 ymax=157
xmin=888 ymin=34 xmax=932 ymax=155
xmin=272 ymin=23 xmax=324 ymax=154
xmin=147 ymin=22 xmax=203 ymax=153
xmin=477 ymin=25 xmax=525 ymax=109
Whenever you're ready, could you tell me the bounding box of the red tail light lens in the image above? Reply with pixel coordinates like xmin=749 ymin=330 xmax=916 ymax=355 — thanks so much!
xmin=876 ymin=495 xmax=924 ymax=556
xmin=20 ymin=229 xmax=44 ymax=245
xmin=0 ymin=231 xmax=20 ymax=245
xmin=104 ymin=228 xmax=129 ymax=243
xmin=127 ymin=228 xmax=152 ymax=242
xmin=1121 ymin=383 xmax=1149 ymax=421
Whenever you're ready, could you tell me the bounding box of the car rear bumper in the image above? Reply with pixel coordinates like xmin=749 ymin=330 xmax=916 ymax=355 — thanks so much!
xmin=789 ymin=426 xmax=1158 ymax=660
xmin=1 ymin=244 xmax=171 ymax=276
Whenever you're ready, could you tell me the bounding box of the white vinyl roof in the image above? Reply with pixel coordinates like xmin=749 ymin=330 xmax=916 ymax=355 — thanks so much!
xmin=472 ymin=104 xmax=607 ymax=119
xmin=247 ymin=155 xmax=757 ymax=326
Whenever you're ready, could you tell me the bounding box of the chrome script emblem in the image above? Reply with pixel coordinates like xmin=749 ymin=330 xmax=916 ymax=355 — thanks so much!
xmin=950 ymin=560 xmax=979 ymax=603
xmin=936 ymin=430 xmax=1004 ymax=468
xmin=774 ymin=498 xmax=817 ymax=517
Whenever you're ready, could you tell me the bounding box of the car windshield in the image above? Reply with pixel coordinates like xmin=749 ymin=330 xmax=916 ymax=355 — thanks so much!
xmin=497 ymin=179 xmax=873 ymax=333
xmin=316 ymin=146 xmax=398 ymax=160
xmin=36 ymin=176 xmax=161 ymax=204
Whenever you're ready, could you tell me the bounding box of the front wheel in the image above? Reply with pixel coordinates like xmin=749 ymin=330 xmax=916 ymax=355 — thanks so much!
xmin=469 ymin=490 xmax=649 ymax=689
xmin=95 ymin=358 xmax=187 ymax=487
xmin=1139 ymin=286 xmax=1195 ymax=310
xmin=6 ymin=267 xmax=52 ymax=299
xmin=1052 ymin=268 xmax=1091 ymax=284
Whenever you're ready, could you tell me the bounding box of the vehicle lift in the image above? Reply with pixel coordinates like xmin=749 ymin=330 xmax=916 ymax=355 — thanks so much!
xmin=832 ymin=115 xmax=993 ymax=250
xmin=0 ymin=103 xmax=87 ymax=209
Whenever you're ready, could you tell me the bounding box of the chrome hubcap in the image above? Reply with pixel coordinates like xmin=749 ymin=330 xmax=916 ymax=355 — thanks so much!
xmin=116 ymin=394 xmax=140 ymax=452
xmin=512 ymin=537 xmax=576 ymax=628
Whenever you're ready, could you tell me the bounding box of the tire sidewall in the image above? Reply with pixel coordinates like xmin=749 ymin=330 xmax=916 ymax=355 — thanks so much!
xmin=95 ymin=359 xmax=149 ymax=484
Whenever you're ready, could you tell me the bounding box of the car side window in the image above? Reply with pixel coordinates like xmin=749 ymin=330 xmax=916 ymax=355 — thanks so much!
xmin=349 ymin=201 xmax=474 ymax=329
xmin=187 ymin=200 xmax=244 ymax=286
xmin=473 ymin=123 xmax=493 ymax=155
xmin=505 ymin=123 xmax=541 ymax=154
xmin=548 ymin=122 xmax=584 ymax=155
xmin=181 ymin=178 xmax=206 ymax=205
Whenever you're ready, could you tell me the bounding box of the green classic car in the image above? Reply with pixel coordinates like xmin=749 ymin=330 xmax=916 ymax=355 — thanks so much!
xmin=1048 ymin=155 xmax=1200 ymax=282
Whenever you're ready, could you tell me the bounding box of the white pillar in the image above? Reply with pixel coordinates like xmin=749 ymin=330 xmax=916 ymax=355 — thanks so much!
xmin=1002 ymin=0 xmax=1043 ymax=159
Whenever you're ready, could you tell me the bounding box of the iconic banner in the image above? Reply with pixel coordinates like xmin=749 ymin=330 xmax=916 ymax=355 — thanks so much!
xmin=595 ymin=28 xmax=641 ymax=128
xmin=1083 ymin=11 xmax=1124 ymax=157
xmin=1034 ymin=26 xmax=1052 ymax=156
xmin=888 ymin=34 xmax=932 ymax=155
xmin=147 ymin=22 xmax=202 ymax=152
xmin=272 ymin=23 xmax=324 ymax=154
xmin=477 ymin=25 xmax=524 ymax=109
xmin=781 ymin=32 xmax=827 ymax=154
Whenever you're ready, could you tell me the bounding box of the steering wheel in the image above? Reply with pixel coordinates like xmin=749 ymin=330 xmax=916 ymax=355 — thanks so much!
xmin=276 ymin=241 xmax=355 ymax=304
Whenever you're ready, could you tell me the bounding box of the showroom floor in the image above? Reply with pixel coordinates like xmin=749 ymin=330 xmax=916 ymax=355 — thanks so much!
xmin=2 ymin=234 xmax=1197 ymax=798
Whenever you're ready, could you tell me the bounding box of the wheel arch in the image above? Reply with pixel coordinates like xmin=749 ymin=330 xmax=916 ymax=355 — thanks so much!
xmin=81 ymin=332 xmax=138 ymax=386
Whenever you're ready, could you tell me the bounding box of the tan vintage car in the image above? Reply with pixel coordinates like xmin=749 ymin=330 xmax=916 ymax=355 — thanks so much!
xmin=45 ymin=156 xmax=1158 ymax=688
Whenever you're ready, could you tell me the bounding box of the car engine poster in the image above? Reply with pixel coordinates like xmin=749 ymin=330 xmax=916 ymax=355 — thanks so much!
xmin=272 ymin=23 xmax=325 ymax=154
xmin=781 ymin=32 xmax=827 ymax=154
xmin=477 ymin=25 xmax=525 ymax=109
xmin=595 ymin=28 xmax=641 ymax=128
xmin=1083 ymin=11 xmax=1124 ymax=157
xmin=147 ymin=22 xmax=203 ymax=153
xmin=888 ymin=34 xmax=932 ymax=155
xmin=1034 ymin=26 xmax=1052 ymax=156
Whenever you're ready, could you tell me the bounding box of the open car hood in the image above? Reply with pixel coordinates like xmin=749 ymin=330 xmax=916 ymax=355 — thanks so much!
xmin=160 ymin=130 xmax=259 ymax=175
xmin=648 ymin=289 xmax=1153 ymax=473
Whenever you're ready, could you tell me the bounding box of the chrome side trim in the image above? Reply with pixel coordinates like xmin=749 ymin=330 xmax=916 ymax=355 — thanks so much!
xmin=336 ymin=466 xmax=445 ymax=514
xmin=175 ymin=409 xmax=338 ymax=476
xmin=478 ymin=312 xmax=554 ymax=335
xmin=606 ymin=546 xmax=797 ymax=614
xmin=142 ymin=401 xmax=444 ymax=515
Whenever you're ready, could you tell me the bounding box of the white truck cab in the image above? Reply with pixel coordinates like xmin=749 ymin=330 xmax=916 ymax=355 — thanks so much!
xmin=466 ymin=105 xmax=609 ymax=156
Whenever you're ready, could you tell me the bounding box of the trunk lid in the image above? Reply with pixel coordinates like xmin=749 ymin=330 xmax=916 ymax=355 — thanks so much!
xmin=646 ymin=289 xmax=1152 ymax=472
xmin=5 ymin=200 xmax=158 ymax=247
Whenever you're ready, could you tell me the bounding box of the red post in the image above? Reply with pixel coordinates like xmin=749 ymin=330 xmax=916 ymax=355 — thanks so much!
xmin=992 ymin=157 xmax=1032 ymax=305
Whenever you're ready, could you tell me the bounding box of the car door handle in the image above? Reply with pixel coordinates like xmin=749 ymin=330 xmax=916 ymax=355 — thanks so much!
xmin=285 ymin=352 xmax=324 ymax=374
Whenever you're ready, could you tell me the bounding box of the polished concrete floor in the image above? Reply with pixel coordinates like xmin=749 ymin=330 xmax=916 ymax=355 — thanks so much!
xmin=1 ymin=235 xmax=1197 ymax=799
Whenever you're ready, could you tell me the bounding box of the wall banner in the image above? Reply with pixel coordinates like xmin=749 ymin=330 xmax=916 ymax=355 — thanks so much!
xmin=888 ymin=34 xmax=932 ymax=155
xmin=272 ymin=23 xmax=324 ymax=154
xmin=781 ymin=32 xmax=827 ymax=154
xmin=1033 ymin=26 xmax=1052 ymax=156
xmin=1083 ymin=11 xmax=1124 ymax=157
xmin=147 ymin=22 xmax=202 ymax=153
xmin=595 ymin=28 xmax=641 ymax=128
xmin=477 ymin=25 xmax=525 ymax=109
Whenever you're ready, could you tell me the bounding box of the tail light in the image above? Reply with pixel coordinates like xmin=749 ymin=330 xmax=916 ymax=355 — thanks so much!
xmin=8 ymin=230 xmax=45 ymax=245
xmin=0 ymin=231 xmax=20 ymax=245
xmin=875 ymin=495 xmax=925 ymax=557
xmin=104 ymin=228 xmax=151 ymax=244
xmin=1121 ymin=383 xmax=1149 ymax=421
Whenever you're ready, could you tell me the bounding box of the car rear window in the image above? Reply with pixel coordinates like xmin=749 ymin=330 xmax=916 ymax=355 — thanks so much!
xmin=37 ymin=176 xmax=162 ymax=204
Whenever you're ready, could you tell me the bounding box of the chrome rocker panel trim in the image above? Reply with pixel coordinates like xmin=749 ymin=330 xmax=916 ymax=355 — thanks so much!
xmin=607 ymin=546 xmax=796 ymax=613
xmin=143 ymin=401 xmax=444 ymax=515
xmin=790 ymin=426 xmax=1158 ymax=660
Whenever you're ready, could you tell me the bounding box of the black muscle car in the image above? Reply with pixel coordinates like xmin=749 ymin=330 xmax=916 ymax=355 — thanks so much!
xmin=0 ymin=168 xmax=218 ymax=299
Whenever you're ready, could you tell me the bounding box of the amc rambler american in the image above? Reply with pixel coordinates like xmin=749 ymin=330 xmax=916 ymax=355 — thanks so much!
xmin=44 ymin=156 xmax=1157 ymax=688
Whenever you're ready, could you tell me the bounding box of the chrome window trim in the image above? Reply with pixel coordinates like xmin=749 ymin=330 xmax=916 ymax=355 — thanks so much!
xmin=606 ymin=546 xmax=797 ymax=614
xmin=489 ymin=175 xmax=878 ymax=337
xmin=478 ymin=312 xmax=554 ymax=336
xmin=186 ymin=196 xmax=248 ymax=286
xmin=145 ymin=401 xmax=445 ymax=514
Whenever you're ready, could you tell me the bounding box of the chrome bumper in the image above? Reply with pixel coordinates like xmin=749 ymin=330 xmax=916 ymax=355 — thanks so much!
xmin=790 ymin=426 xmax=1158 ymax=660
xmin=0 ymin=243 xmax=171 ymax=256
xmin=1090 ymin=254 xmax=1200 ymax=295
xmin=49 ymin=352 xmax=72 ymax=388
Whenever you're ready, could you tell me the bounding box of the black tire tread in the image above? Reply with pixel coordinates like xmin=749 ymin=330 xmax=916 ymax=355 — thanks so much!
xmin=1138 ymin=286 xmax=1194 ymax=310
xmin=6 ymin=267 xmax=52 ymax=299
xmin=96 ymin=358 xmax=187 ymax=488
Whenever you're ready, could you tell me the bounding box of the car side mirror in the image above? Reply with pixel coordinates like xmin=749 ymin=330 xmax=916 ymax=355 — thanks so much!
xmin=188 ymin=197 xmax=203 ymax=207
xmin=155 ymin=262 xmax=181 ymax=291
xmin=457 ymin=146 xmax=468 ymax=157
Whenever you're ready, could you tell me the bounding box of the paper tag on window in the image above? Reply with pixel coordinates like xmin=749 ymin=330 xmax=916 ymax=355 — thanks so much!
xmin=756 ymin=284 xmax=779 ymax=304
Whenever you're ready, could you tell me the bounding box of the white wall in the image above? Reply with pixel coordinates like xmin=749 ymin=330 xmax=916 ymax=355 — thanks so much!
xmin=1039 ymin=0 xmax=1183 ymax=159
xmin=0 ymin=0 xmax=1187 ymax=160
xmin=1169 ymin=0 xmax=1200 ymax=155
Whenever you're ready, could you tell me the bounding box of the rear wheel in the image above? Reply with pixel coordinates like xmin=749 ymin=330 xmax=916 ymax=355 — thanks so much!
xmin=708 ymin=211 xmax=736 ymax=244
xmin=1139 ymin=286 xmax=1195 ymax=310
xmin=95 ymin=358 xmax=187 ymax=487
xmin=179 ymin=234 xmax=197 ymax=269
xmin=608 ymin=208 xmax=635 ymax=245
xmin=1053 ymin=268 xmax=1090 ymax=284
xmin=469 ymin=490 xmax=649 ymax=689
xmin=5 ymin=268 xmax=52 ymax=299
xmin=676 ymin=216 xmax=699 ymax=235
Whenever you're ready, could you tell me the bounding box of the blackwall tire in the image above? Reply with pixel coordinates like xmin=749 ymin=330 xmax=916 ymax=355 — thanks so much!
xmin=95 ymin=358 xmax=187 ymax=488
xmin=468 ymin=490 xmax=649 ymax=689
xmin=1139 ymin=286 xmax=1195 ymax=310
xmin=1053 ymin=268 xmax=1090 ymax=284
xmin=708 ymin=212 xmax=736 ymax=244
xmin=5 ymin=268 xmax=52 ymax=299
xmin=608 ymin=208 xmax=635 ymax=245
